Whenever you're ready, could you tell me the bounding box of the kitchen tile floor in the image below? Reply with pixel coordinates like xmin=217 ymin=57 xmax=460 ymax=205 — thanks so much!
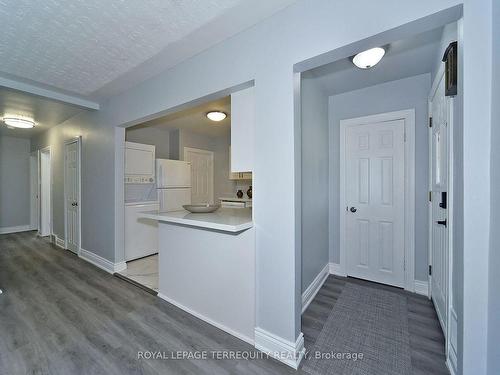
xmin=118 ymin=254 xmax=158 ymax=291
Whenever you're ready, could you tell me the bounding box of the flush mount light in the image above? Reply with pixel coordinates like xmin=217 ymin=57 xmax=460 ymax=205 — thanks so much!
xmin=2 ymin=117 xmax=36 ymax=129
xmin=206 ymin=111 xmax=227 ymax=122
xmin=352 ymin=47 xmax=386 ymax=69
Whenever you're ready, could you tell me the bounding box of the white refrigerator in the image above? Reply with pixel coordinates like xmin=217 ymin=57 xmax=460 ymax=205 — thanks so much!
xmin=156 ymin=159 xmax=192 ymax=211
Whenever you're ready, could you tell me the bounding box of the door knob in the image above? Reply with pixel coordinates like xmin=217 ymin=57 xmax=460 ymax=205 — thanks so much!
xmin=350 ymin=207 xmax=357 ymax=213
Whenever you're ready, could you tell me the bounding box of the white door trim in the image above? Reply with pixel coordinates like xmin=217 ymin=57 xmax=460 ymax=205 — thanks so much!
xmin=428 ymin=62 xmax=455 ymax=365
xmin=38 ymin=146 xmax=52 ymax=237
xmin=183 ymin=147 xmax=214 ymax=204
xmin=29 ymin=152 xmax=39 ymax=231
xmin=64 ymin=136 xmax=82 ymax=253
xmin=339 ymin=109 xmax=415 ymax=292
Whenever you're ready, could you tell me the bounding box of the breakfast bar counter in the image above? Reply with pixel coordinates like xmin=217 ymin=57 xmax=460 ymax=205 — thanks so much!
xmin=139 ymin=207 xmax=253 ymax=232
xmin=138 ymin=207 xmax=255 ymax=344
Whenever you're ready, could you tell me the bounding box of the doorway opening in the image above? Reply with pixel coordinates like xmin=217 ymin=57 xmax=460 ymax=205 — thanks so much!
xmin=117 ymin=93 xmax=253 ymax=294
xmin=297 ymin=8 xmax=462 ymax=374
xmin=39 ymin=147 xmax=51 ymax=237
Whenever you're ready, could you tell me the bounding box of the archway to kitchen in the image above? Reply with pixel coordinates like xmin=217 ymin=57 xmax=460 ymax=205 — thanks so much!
xmin=113 ymin=81 xmax=257 ymax=344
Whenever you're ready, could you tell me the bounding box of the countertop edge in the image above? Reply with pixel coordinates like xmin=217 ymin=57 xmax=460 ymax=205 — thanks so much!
xmin=139 ymin=212 xmax=253 ymax=233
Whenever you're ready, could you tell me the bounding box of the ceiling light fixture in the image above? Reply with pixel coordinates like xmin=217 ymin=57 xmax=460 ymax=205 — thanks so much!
xmin=352 ymin=47 xmax=385 ymax=69
xmin=206 ymin=111 xmax=227 ymax=122
xmin=2 ymin=117 xmax=36 ymax=129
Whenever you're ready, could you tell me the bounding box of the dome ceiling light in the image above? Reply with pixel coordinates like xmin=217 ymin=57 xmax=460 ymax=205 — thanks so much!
xmin=352 ymin=47 xmax=386 ymax=69
xmin=206 ymin=111 xmax=227 ymax=122
xmin=2 ymin=117 xmax=36 ymax=129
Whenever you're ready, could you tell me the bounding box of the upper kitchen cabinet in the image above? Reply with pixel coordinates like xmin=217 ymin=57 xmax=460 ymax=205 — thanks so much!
xmin=230 ymin=86 xmax=255 ymax=173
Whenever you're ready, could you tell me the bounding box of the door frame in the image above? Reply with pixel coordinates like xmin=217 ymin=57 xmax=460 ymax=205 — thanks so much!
xmin=29 ymin=152 xmax=39 ymax=231
xmin=64 ymin=136 xmax=82 ymax=253
xmin=183 ymin=147 xmax=214 ymax=204
xmin=38 ymin=146 xmax=52 ymax=237
xmin=339 ymin=109 xmax=415 ymax=292
xmin=428 ymin=63 xmax=454 ymax=359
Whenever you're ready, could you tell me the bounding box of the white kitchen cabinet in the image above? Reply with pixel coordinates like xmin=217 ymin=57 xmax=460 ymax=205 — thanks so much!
xmin=230 ymin=86 xmax=254 ymax=173
xmin=229 ymin=147 xmax=252 ymax=180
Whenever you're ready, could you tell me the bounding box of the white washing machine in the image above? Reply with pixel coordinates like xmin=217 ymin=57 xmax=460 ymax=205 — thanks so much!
xmin=125 ymin=201 xmax=159 ymax=261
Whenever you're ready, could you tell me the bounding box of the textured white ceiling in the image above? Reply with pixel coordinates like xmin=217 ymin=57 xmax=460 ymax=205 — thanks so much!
xmin=129 ymin=96 xmax=230 ymax=138
xmin=0 ymin=0 xmax=247 ymax=95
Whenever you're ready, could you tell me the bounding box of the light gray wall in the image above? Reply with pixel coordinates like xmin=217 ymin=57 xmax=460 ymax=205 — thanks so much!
xmin=125 ymin=126 xmax=170 ymax=159
xmin=0 ymin=136 xmax=31 ymax=229
xmin=27 ymin=1 xmax=495 ymax=360
xmin=328 ymin=73 xmax=431 ymax=281
xmin=488 ymin=0 xmax=500 ymax=372
xmin=169 ymin=129 xmax=180 ymax=160
xmin=301 ymin=76 xmax=329 ymax=292
xmin=31 ymin=111 xmax=116 ymax=255
xmin=175 ymin=129 xmax=236 ymax=199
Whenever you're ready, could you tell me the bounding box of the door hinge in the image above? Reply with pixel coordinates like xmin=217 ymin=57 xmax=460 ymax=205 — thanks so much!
xmin=429 ymin=191 xmax=432 ymax=202
xmin=428 ymin=265 xmax=432 ymax=276
xmin=429 ymin=117 xmax=433 ymax=128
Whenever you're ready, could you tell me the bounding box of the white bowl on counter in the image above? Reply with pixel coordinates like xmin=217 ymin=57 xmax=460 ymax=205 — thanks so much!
xmin=183 ymin=204 xmax=220 ymax=213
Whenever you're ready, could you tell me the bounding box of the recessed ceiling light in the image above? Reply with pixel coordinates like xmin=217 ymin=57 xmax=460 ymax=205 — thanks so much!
xmin=206 ymin=111 xmax=227 ymax=122
xmin=352 ymin=47 xmax=385 ymax=69
xmin=2 ymin=117 xmax=36 ymax=129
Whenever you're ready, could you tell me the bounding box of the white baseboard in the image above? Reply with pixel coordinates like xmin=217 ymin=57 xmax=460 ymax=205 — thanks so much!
xmin=302 ymin=264 xmax=329 ymax=313
xmin=0 ymin=225 xmax=35 ymax=234
xmin=79 ymin=248 xmax=126 ymax=274
xmin=329 ymin=262 xmax=347 ymax=277
xmin=254 ymin=327 xmax=305 ymax=369
xmin=52 ymin=234 xmax=66 ymax=249
xmin=414 ymin=280 xmax=429 ymax=297
xmin=158 ymin=292 xmax=254 ymax=345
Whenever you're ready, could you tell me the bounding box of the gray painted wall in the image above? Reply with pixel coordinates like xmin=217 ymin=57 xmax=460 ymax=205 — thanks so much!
xmin=125 ymin=126 xmax=170 ymax=159
xmin=488 ymin=0 xmax=500 ymax=373
xmin=0 ymin=136 xmax=31 ymax=229
xmin=301 ymin=76 xmax=329 ymax=292
xmin=328 ymin=73 xmax=431 ymax=281
xmin=27 ymin=1 xmax=495 ymax=363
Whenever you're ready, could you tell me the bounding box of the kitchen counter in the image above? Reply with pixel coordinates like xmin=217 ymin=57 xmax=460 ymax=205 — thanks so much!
xmin=139 ymin=207 xmax=252 ymax=233
xmin=139 ymin=207 xmax=255 ymax=344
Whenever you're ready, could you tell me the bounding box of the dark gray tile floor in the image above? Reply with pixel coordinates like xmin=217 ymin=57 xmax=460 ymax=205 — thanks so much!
xmin=0 ymin=231 xmax=448 ymax=374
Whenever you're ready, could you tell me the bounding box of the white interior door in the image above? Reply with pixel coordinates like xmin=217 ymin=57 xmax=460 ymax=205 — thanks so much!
xmin=65 ymin=139 xmax=80 ymax=253
xmin=183 ymin=147 xmax=214 ymax=204
xmin=430 ymin=72 xmax=449 ymax=331
xmin=39 ymin=148 xmax=51 ymax=237
xmin=343 ymin=119 xmax=406 ymax=287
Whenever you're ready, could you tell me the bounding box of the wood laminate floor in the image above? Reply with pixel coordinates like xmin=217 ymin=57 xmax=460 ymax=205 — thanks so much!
xmin=0 ymin=231 xmax=448 ymax=374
